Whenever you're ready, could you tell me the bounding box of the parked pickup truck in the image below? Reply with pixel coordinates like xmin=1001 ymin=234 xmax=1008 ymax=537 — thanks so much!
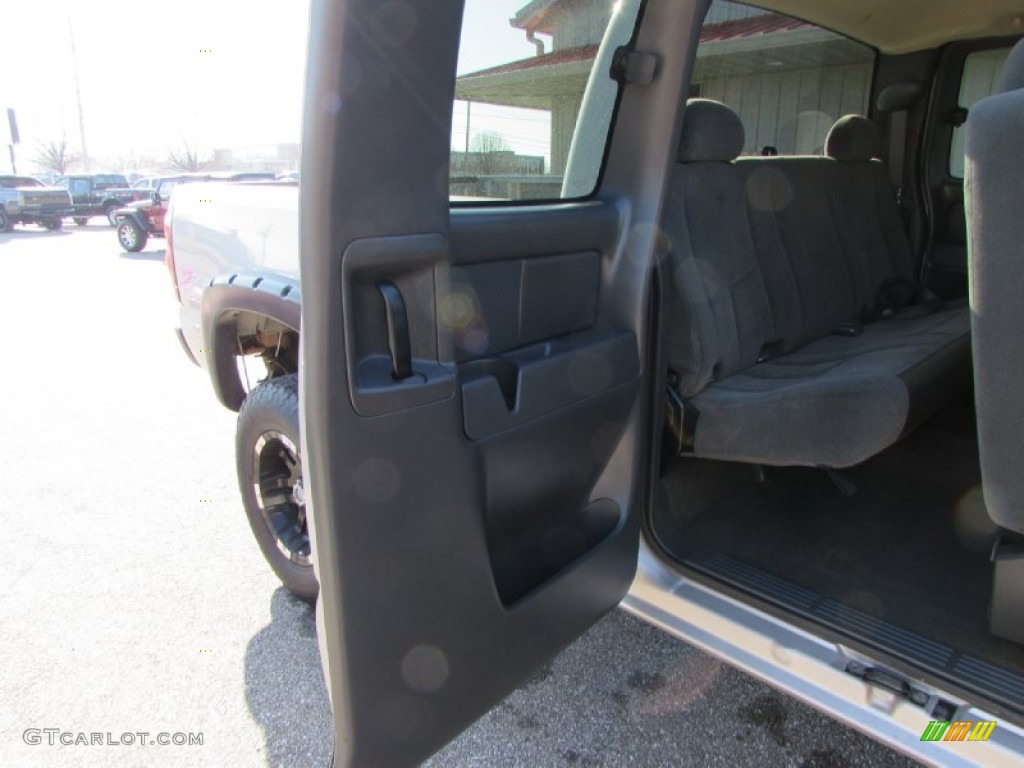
xmin=166 ymin=179 xmax=308 ymax=597
xmin=57 ymin=173 xmax=143 ymax=226
xmin=169 ymin=0 xmax=1024 ymax=764
xmin=0 ymin=175 xmax=73 ymax=232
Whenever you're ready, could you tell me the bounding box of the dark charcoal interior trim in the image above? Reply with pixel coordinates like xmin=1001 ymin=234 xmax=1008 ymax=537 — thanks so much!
xmin=690 ymin=553 xmax=1024 ymax=714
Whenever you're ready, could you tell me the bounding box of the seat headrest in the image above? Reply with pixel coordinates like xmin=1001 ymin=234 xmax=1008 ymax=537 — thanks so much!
xmin=825 ymin=115 xmax=881 ymax=162
xmin=678 ymin=99 xmax=745 ymax=162
xmin=1000 ymin=38 xmax=1024 ymax=93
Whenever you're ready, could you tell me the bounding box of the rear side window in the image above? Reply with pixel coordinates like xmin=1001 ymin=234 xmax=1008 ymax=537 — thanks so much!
xmin=693 ymin=1 xmax=875 ymax=156
xmin=0 ymin=176 xmax=41 ymax=188
xmin=450 ymin=0 xmax=642 ymax=203
xmin=94 ymin=174 xmax=128 ymax=188
xmin=949 ymin=47 xmax=1011 ymax=178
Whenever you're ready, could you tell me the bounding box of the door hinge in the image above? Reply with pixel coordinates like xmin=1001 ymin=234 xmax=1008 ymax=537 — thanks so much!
xmin=610 ymin=46 xmax=658 ymax=85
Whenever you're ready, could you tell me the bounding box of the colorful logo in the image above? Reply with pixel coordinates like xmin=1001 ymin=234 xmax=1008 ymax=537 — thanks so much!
xmin=920 ymin=721 xmax=997 ymax=742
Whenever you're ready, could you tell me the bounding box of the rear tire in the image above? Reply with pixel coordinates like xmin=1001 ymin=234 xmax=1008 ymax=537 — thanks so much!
xmin=117 ymin=218 xmax=147 ymax=252
xmin=236 ymin=374 xmax=318 ymax=603
xmin=105 ymin=204 xmax=119 ymax=227
xmin=43 ymin=218 xmax=63 ymax=231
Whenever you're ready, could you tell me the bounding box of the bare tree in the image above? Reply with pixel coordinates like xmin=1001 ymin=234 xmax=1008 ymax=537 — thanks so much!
xmin=166 ymin=140 xmax=208 ymax=172
xmin=470 ymin=130 xmax=512 ymax=174
xmin=470 ymin=130 xmax=511 ymax=154
xmin=113 ymin=149 xmax=155 ymax=174
xmin=34 ymin=136 xmax=79 ymax=174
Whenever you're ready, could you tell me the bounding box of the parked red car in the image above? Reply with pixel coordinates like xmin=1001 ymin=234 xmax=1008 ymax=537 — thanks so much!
xmin=113 ymin=176 xmax=196 ymax=252
xmin=115 ymin=173 xmax=276 ymax=251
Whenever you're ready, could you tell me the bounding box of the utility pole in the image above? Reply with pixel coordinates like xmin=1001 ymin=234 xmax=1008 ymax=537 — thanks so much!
xmin=6 ymin=109 xmax=18 ymax=174
xmin=68 ymin=14 xmax=90 ymax=171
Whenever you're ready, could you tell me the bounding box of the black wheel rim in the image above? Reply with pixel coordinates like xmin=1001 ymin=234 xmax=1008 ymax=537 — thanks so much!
xmin=253 ymin=430 xmax=310 ymax=566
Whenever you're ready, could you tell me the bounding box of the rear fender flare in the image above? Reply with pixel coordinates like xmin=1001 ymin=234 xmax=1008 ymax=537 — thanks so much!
xmin=116 ymin=209 xmax=145 ymax=227
xmin=200 ymin=274 xmax=302 ymax=411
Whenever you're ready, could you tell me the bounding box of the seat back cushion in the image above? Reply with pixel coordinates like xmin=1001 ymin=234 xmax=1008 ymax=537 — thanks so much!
xmin=826 ymin=115 xmax=916 ymax=306
xmin=967 ymin=38 xmax=1024 ymax=534
xmin=739 ymin=156 xmax=863 ymax=351
xmin=666 ymin=100 xmax=774 ymax=397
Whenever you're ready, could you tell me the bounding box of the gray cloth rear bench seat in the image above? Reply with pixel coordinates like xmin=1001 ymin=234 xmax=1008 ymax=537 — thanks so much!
xmin=664 ymin=99 xmax=971 ymax=468
xmin=967 ymin=38 xmax=1024 ymax=536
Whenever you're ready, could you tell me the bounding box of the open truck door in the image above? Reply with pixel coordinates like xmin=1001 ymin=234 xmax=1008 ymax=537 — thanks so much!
xmin=299 ymin=0 xmax=700 ymax=763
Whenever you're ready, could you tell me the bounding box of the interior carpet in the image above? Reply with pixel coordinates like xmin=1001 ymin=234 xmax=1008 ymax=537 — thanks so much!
xmin=654 ymin=394 xmax=1024 ymax=685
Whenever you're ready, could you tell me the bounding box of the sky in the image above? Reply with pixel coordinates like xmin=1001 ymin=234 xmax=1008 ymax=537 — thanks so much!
xmin=0 ymin=0 xmax=550 ymax=174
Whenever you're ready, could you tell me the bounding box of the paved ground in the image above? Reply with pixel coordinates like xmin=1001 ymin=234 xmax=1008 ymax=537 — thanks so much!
xmin=0 ymin=224 xmax=918 ymax=767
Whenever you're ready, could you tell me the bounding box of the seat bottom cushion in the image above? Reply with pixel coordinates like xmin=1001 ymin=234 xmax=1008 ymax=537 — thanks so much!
xmin=688 ymin=305 xmax=971 ymax=468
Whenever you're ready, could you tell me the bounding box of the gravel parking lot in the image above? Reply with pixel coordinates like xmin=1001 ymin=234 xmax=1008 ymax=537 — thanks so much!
xmin=0 ymin=224 xmax=918 ymax=767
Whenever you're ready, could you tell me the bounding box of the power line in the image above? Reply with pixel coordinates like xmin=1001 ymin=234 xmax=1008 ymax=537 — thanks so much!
xmin=67 ymin=13 xmax=90 ymax=171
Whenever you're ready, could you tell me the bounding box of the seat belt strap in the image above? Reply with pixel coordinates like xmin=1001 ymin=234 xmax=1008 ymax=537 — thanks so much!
xmin=888 ymin=109 xmax=908 ymax=203
xmin=888 ymin=108 xmax=929 ymax=294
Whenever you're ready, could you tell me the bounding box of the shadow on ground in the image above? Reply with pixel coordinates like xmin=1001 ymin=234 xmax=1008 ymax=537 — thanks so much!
xmin=0 ymin=229 xmax=72 ymax=242
xmin=118 ymin=249 xmax=166 ymax=262
xmin=245 ymin=588 xmax=333 ymax=768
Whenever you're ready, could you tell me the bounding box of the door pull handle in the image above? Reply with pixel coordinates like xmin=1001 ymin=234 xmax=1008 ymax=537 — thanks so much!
xmin=376 ymin=281 xmax=413 ymax=380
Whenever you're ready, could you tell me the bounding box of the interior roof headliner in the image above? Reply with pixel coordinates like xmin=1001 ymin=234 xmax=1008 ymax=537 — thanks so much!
xmin=752 ymin=0 xmax=1024 ymax=53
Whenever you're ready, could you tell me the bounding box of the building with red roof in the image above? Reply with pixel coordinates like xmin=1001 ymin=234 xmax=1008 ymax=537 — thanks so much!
xmin=455 ymin=1 xmax=873 ymax=192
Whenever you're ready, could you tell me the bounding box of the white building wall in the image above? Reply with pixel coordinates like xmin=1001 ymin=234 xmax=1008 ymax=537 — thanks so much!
xmin=700 ymin=62 xmax=873 ymax=155
xmin=549 ymin=0 xmax=613 ymax=51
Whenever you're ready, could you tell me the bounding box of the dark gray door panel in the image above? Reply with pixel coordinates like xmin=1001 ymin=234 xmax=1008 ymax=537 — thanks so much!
xmin=448 ymin=250 xmax=602 ymax=360
xmin=460 ymin=329 xmax=639 ymax=439
xmin=446 ymin=206 xmax=641 ymax=601
xmin=301 ymin=0 xmax=653 ymax=763
xmin=448 ymin=202 xmax=620 ymax=264
xmin=478 ymin=383 xmax=639 ymax=604
xmin=311 ymin=209 xmax=642 ymax=766
xmin=340 ymin=233 xmax=455 ymax=416
xmin=306 ymin=386 xmax=640 ymax=766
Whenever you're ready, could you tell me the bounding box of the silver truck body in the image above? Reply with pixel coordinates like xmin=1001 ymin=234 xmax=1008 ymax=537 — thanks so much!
xmin=169 ymin=181 xmax=299 ymax=366
xmin=166 ymin=174 xmax=1024 ymax=766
